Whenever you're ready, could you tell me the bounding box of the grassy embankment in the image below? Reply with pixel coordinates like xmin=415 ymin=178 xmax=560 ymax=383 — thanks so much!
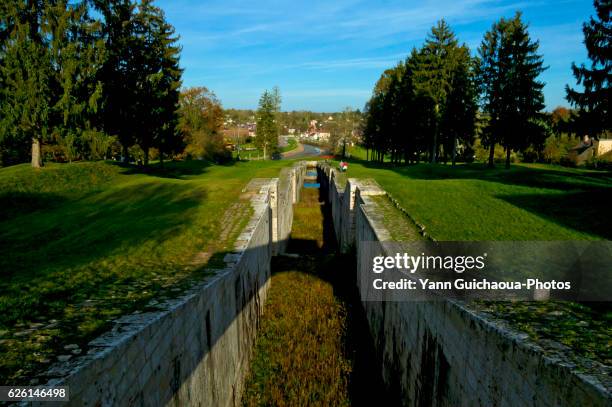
xmin=338 ymin=151 xmax=611 ymax=240
xmin=333 ymin=153 xmax=612 ymax=365
xmin=0 ymin=159 xmax=289 ymax=382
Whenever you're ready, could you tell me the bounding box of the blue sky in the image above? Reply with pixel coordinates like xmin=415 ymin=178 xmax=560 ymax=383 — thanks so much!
xmin=157 ymin=0 xmax=593 ymax=112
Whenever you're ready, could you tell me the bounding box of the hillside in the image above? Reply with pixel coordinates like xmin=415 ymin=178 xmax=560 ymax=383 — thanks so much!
xmin=0 ymin=159 xmax=288 ymax=382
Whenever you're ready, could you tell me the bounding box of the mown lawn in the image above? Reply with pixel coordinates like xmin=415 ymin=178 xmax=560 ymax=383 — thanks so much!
xmin=333 ymin=157 xmax=612 ymax=367
xmin=0 ymin=159 xmax=289 ymax=383
xmin=335 ymin=159 xmax=612 ymax=240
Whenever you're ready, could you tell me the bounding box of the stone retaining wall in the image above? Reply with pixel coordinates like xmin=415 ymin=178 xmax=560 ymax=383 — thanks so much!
xmin=273 ymin=163 xmax=305 ymax=255
xmin=33 ymin=165 xmax=307 ymax=407
xmin=318 ymin=162 xmax=611 ymax=407
xmin=318 ymin=165 xmax=348 ymax=251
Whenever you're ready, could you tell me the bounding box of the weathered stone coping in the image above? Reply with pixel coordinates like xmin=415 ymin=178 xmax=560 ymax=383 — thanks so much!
xmin=29 ymin=176 xmax=282 ymax=407
xmin=317 ymin=161 xmax=611 ymax=406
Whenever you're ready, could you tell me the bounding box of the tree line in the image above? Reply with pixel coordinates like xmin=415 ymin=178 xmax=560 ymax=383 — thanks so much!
xmin=362 ymin=2 xmax=610 ymax=168
xmin=0 ymin=0 xmax=182 ymax=167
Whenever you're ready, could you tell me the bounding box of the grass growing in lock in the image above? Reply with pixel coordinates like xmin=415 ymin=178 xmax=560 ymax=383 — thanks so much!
xmin=243 ymin=188 xmax=353 ymax=406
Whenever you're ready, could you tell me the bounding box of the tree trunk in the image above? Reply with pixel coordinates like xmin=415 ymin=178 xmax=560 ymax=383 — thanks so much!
xmin=431 ymin=134 xmax=437 ymax=164
xmin=144 ymin=147 xmax=149 ymax=166
xmin=452 ymin=135 xmax=457 ymax=167
xmin=488 ymin=142 xmax=495 ymax=168
xmin=366 ymin=148 xmax=369 ymax=161
xmin=505 ymin=146 xmax=511 ymax=169
xmin=122 ymin=145 xmax=129 ymax=164
xmin=159 ymin=150 xmax=164 ymax=168
xmin=263 ymin=144 xmax=267 ymax=160
xmin=31 ymin=137 xmax=42 ymax=168
xmin=431 ymin=104 xmax=439 ymax=164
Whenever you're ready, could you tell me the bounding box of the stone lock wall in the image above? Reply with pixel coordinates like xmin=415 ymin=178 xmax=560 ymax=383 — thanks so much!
xmin=30 ymin=161 xmax=610 ymax=407
xmin=33 ymin=164 xmax=308 ymax=407
xmin=318 ymin=162 xmax=611 ymax=407
xmin=317 ymin=165 xmax=348 ymax=251
xmin=273 ymin=163 xmax=306 ymax=255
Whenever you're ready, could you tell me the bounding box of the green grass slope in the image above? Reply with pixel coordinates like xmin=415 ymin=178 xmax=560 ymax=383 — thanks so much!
xmin=0 ymin=159 xmax=288 ymax=382
xmin=332 ymin=159 xmax=612 ymax=366
xmin=335 ymin=160 xmax=612 ymax=240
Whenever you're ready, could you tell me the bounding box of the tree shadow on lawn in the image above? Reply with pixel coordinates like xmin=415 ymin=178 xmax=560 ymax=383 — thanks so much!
xmin=346 ymin=158 xmax=612 ymax=239
xmin=498 ymin=189 xmax=612 ymax=240
xmin=350 ymin=158 xmax=612 ymax=192
xmin=0 ymin=191 xmax=68 ymax=221
xmin=0 ymin=177 xmax=235 ymax=382
xmin=0 ymin=181 xmax=206 ymax=302
xmin=112 ymin=159 xmax=238 ymax=179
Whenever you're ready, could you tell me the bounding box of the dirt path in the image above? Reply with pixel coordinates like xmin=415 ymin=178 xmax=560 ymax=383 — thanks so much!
xmin=281 ymin=142 xmax=305 ymax=159
xmin=282 ymin=143 xmax=327 ymax=159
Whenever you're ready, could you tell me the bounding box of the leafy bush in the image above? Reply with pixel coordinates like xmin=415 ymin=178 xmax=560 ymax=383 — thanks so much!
xmin=543 ymin=134 xmax=576 ymax=164
xmin=60 ymin=134 xmax=80 ymax=163
xmin=128 ymin=145 xmax=145 ymax=163
xmin=83 ymin=130 xmax=117 ymax=160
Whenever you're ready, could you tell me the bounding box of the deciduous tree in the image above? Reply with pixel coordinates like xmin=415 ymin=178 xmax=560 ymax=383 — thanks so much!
xmin=179 ymin=87 xmax=227 ymax=161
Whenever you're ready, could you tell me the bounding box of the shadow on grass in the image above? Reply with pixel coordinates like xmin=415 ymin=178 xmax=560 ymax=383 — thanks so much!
xmin=0 ymin=248 xmax=233 ymax=384
xmin=112 ymin=159 xmax=238 ymax=179
xmin=0 ymin=181 xmax=238 ymax=384
xmin=349 ymin=157 xmax=612 ymax=190
xmin=344 ymin=157 xmax=612 ymax=239
xmin=498 ymin=190 xmax=612 ymax=240
xmin=0 ymin=192 xmax=68 ymax=221
xmin=0 ymin=181 xmax=206 ymax=326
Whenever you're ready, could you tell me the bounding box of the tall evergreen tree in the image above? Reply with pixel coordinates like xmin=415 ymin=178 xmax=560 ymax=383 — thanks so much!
xmin=566 ymin=0 xmax=610 ymax=137
xmin=50 ymin=1 xmax=105 ymax=160
xmin=93 ymin=0 xmax=182 ymax=164
xmin=402 ymin=48 xmax=434 ymax=164
xmin=383 ymin=64 xmax=405 ymax=164
xmin=0 ymin=0 xmax=103 ymax=167
xmin=363 ymin=67 xmax=398 ymax=162
xmin=441 ymin=45 xmax=478 ymax=166
xmin=477 ymin=12 xmax=546 ymax=168
xmin=255 ymin=89 xmax=279 ymax=159
xmin=0 ymin=1 xmax=52 ymax=167
xmin=412 ymin=20 xmax=457 ymax=163
xmin=362 ymin=93 xmax=382 ymax=161
xmin=94 ymin=0 xmax=138 ymax=162
xmin=132 ymin=0 xmax=182 ymax=165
